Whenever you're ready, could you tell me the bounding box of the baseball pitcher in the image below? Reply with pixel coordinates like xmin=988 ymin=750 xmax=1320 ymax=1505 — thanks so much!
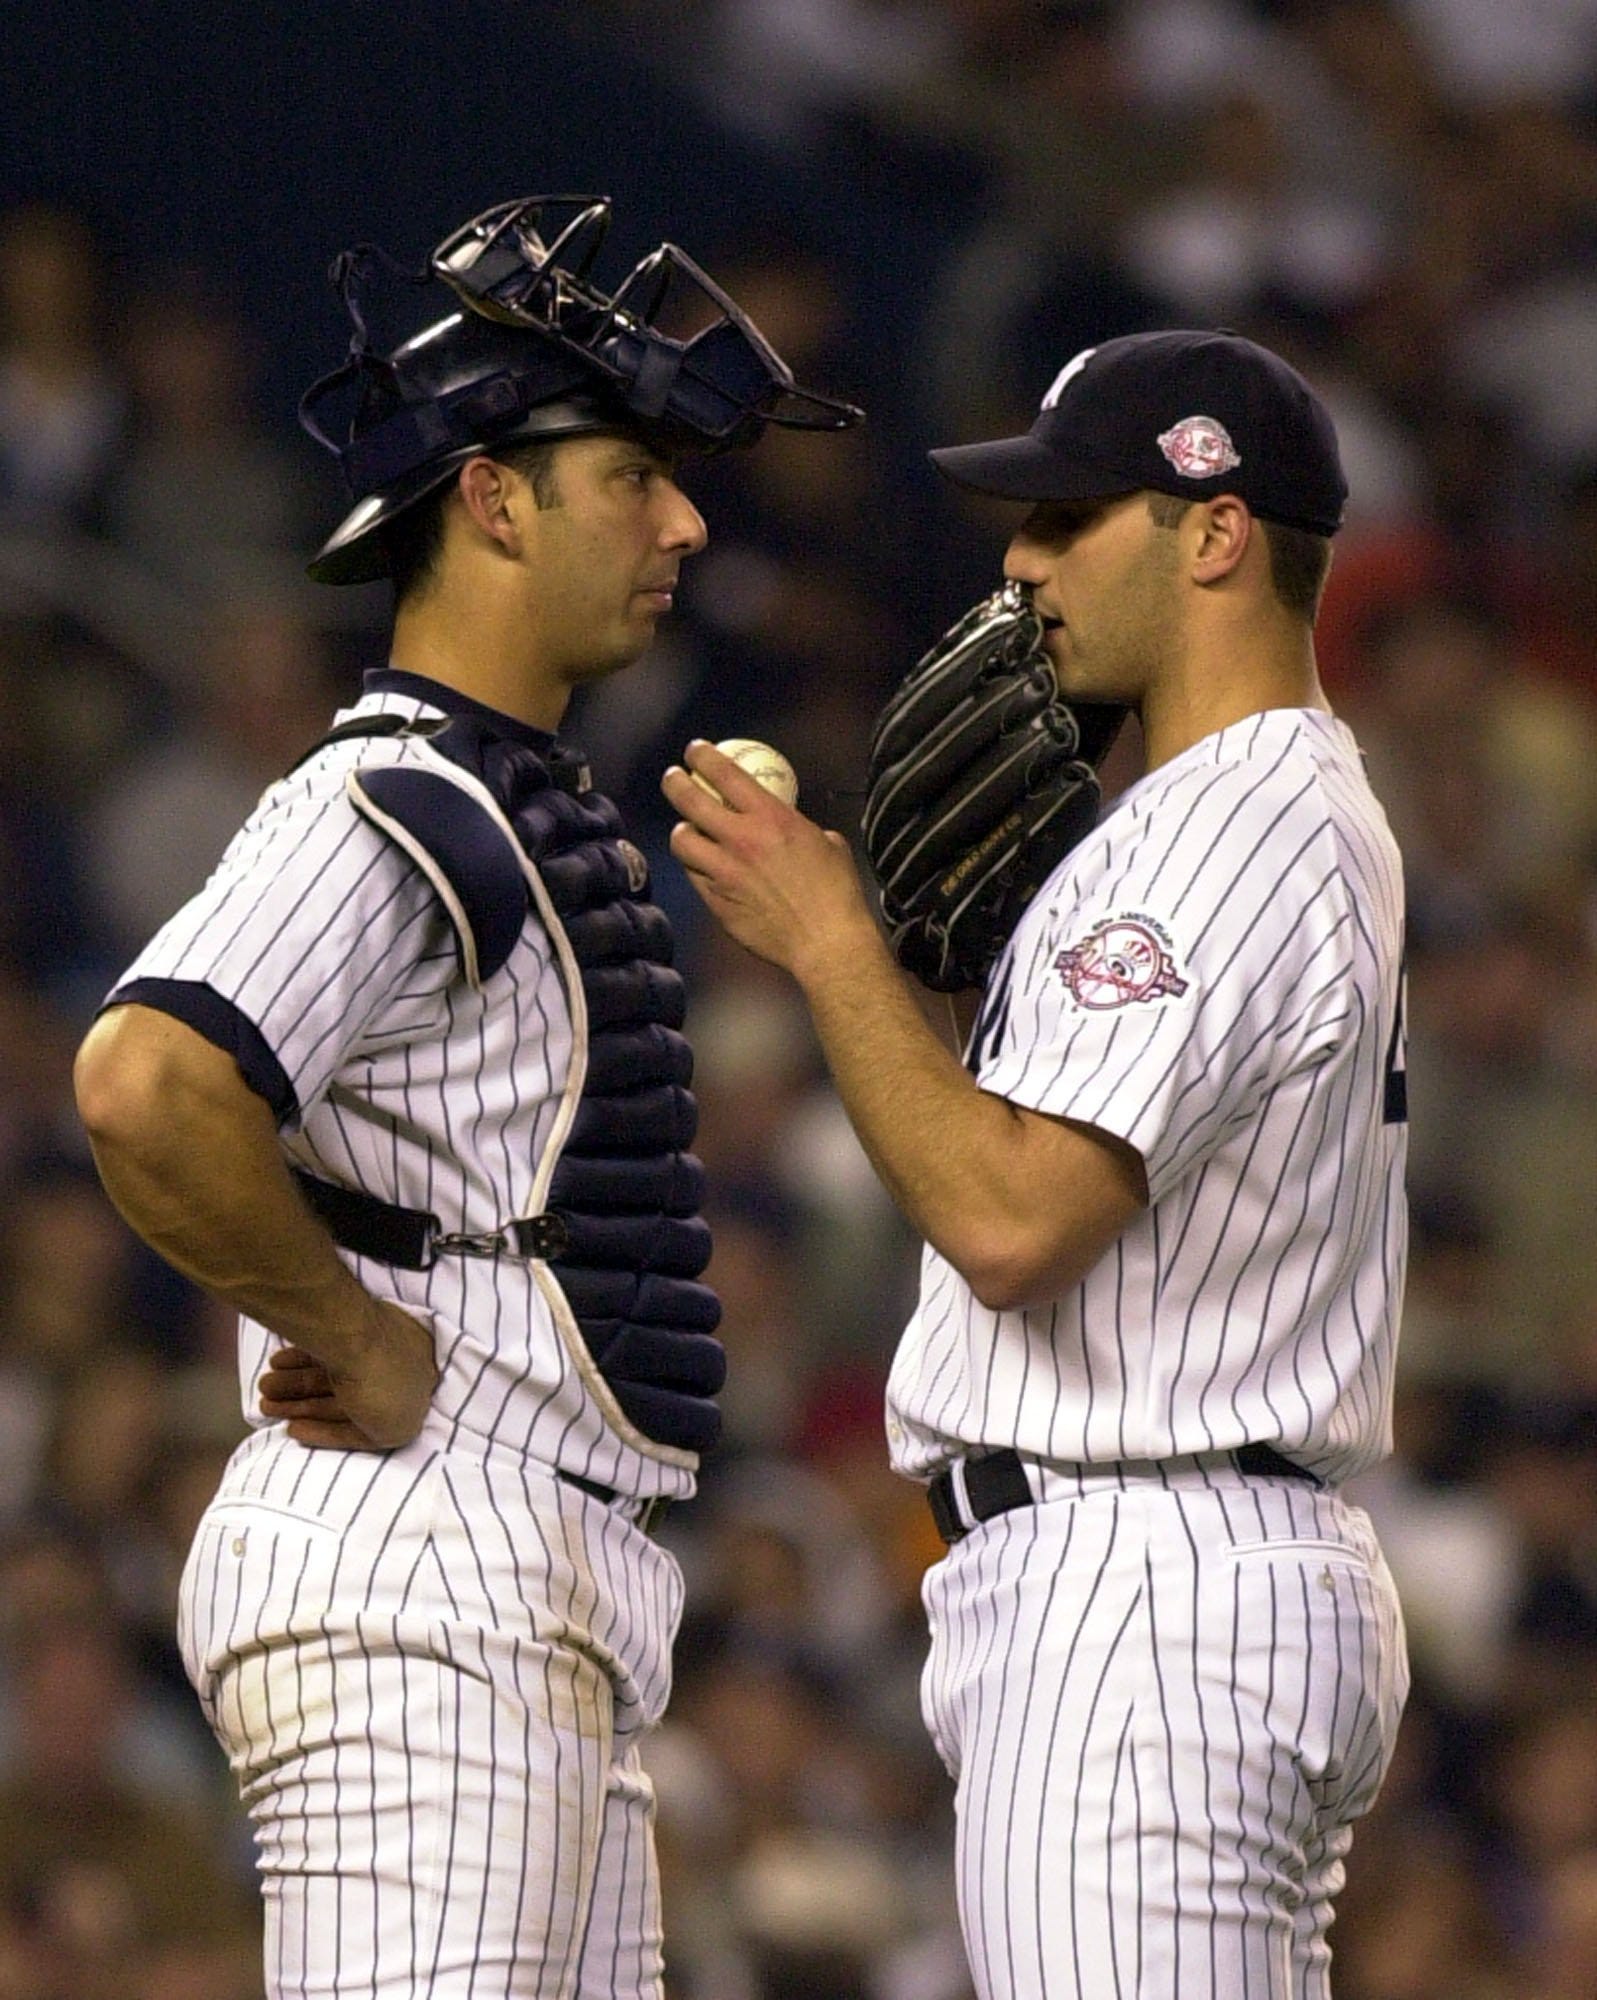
xmin=666 ymin=329 xmax=1409 ymax=1999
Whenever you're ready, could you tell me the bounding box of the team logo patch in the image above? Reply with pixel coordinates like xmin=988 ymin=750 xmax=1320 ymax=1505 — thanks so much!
xmin=1157 ymin=415 xmax=1241 ymax=480
xmin=616 ymin=839 xmax=650 ymax=894
xmin=1055 ymin=915 xmax=1189 ymax=1009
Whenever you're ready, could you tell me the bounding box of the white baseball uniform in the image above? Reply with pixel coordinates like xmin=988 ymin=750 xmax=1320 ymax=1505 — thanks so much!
xmin=887 ymin=708 xmax=1410 ymax=1999
xmin=108 ymin=670 xmax=712 ymax=1999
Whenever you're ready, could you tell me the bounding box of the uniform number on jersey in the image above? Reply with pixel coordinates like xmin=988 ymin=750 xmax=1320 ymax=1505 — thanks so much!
xmin=1383 ymin=968 xmax=1407 ymax=1125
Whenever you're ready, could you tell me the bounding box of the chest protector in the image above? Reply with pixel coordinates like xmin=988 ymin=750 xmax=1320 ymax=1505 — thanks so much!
xmin=313 ymin=711 xmax=724 ymax=1456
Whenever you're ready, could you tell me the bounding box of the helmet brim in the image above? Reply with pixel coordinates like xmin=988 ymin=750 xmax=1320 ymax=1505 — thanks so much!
xmin=307 ymin=449 xmax=475 ymax=586
xmin=306 ymin=397 xmax=632 ymax=586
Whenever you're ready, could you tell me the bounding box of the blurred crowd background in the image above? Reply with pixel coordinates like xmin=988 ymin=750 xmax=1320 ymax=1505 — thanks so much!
xmin=2 ymin=1 xmax=1596 ymax=1996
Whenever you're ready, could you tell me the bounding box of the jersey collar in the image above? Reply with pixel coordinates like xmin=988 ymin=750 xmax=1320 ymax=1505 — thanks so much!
xmin=363 ymin=667 xmax=558 ymax=753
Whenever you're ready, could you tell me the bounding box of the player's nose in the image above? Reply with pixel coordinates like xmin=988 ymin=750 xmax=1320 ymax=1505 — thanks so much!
xmin=1002 ymin=535 xmax=1049 ymax=588
xmin=661 ymin=483 xmax=709 ymax=555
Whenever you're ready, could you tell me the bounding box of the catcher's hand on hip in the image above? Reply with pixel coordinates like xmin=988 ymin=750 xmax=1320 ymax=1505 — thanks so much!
xmin=663 ymin=740 xmax=874 ymax=977
xmin=862 ymin=582 xmax=1127 ymax=992
xmin=258 ymin=1300 xmax=438 ymax=1451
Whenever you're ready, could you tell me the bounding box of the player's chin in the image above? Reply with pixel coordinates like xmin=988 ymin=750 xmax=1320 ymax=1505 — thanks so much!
xmin=1046 ymin=646 xmax=1091 ymax=697
xmin=1051 ymin=644 xmax=1126 ymax=704
xmin=578 ymin=628 xmax=657 ymax=681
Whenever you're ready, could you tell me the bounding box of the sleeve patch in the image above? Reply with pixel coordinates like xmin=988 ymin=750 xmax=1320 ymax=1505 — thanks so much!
xmin=349 ymin=764 xmax=527 ymax=988
xmin=1054 ymin=912 xmax=1189 ymax=1010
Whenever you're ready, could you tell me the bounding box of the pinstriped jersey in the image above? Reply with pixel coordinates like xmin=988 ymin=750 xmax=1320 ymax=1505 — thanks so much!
xmin=887 ymin=709 xmax=1407 ymax=1488
xmin=111 ymin=677 xmax=697 ymax=1502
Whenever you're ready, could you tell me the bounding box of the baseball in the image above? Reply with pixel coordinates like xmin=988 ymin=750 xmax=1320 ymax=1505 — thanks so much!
xmin=689 ymin=738 xmax=800 ymax=809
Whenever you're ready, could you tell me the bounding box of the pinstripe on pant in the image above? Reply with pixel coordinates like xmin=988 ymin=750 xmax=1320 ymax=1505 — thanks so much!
xmin=919 ymin=1469 xmax=1407 ymax=2000
xmin=177 ymin=1450 xmax=682 ymax=1998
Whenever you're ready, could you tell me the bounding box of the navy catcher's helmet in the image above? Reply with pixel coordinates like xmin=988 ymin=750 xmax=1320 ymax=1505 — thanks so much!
xmin=300 ymin=196 xmax=864 ymax=585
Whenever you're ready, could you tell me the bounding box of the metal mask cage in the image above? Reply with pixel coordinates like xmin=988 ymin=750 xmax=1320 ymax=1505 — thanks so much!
xmin=430 ymin=195 xmax=614 ymax=329
xmin=430 ymin=194 xmax=862 ymax=446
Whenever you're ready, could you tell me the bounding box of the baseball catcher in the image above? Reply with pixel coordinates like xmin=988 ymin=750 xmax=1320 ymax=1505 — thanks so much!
xmin=74 ymin=192 xmax=862 ymax=2000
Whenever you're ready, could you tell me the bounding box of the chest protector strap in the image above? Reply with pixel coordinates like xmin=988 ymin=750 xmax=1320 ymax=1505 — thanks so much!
xmin=308 ymin=712 xmax=725 ymax=1455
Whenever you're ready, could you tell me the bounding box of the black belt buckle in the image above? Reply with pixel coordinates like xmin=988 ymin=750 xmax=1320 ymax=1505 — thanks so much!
xmin=927 ymin=1470 xmax=964 ymax=1545
xmin=927 ymin=1449 xmax=1035 ymax=1546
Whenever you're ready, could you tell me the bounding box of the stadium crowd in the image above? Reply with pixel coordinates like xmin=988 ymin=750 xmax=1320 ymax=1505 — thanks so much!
xmin=1 ymin=2 xmax=1595 ymax=1994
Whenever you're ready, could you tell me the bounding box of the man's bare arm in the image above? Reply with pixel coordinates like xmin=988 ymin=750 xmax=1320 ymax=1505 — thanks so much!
xmin=663 ymin=746 xmax=1146 ymax=1310
xmin=74 ymin=1003 xmax=436 ymax=1448
xmin=787 ymin=915 xmax=1146 ymax=1311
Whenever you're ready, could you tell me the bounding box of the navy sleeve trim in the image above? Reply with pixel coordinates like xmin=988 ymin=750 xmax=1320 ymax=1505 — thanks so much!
xmin=103 ymin=977 xmax=300 ymax=1128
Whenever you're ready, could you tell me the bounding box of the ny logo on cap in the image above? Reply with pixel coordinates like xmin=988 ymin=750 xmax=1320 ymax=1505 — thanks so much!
xmin=1157 ymin=416 xmax=1241 ymax=479
xmin=1041 ymin=348 xmax=1097 ymax=409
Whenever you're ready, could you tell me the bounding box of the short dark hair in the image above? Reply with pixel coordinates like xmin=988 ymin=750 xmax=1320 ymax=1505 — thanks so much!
xmin=385 ymin=437 xmax=564 ymax=607
xmin=1262 ymin=520 xmax=1334 ymax=622
xmin=1145 ymin=492 xmax=1332 ymax=623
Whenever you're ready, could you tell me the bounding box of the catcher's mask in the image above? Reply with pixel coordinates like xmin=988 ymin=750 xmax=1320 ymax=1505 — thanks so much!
xmin=300 ymin=195 xmax=863 ymax=585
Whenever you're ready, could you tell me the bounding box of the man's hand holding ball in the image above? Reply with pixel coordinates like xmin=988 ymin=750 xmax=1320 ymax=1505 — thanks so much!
xmin=663 ymin=737 xmax=875 ymax=981
xmin=685 ymin=737 xmax=800 ymax=808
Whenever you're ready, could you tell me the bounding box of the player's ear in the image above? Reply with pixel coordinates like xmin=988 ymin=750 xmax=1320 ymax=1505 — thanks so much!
xmin=455 ymin=455 xmax=525 ymax=560
xmin=1189 ymin=495 xmax=1253 ymax=586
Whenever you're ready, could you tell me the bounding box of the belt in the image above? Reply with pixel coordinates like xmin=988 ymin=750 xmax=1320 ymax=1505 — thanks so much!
xmin=558 ymin=1469 xmax=671 ymax=1536
xmin=291 ymin=1167 xmax=569 ymax=1270
xmin=926 ymin=1443 xmax=1320 ymax=1547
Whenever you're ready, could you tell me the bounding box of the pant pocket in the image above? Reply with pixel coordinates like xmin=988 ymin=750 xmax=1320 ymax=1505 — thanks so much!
xmin=178 ymin=1499 xmax=344 ymax=1753
xmin=1222 ymin=1535 xmax=1403 ymax=1827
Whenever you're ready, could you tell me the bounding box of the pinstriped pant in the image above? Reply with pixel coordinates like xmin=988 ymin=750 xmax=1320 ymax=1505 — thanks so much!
xmin=919 ymin=1468 xmax=1408 ymax=2000
xmin=178 ymin=1449 xmax=683 ymax=1998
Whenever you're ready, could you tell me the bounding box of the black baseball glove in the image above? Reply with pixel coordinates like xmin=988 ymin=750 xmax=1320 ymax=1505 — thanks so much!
xmin=862 ymin=582 xmax=1127 ymax=992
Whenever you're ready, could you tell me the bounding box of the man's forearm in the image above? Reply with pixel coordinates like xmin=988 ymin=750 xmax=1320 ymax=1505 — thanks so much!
xmin=790 ymin=920 xmax=1027 ymax=1263
xmin=790 ymin=920 xmax=1145 ymax=1311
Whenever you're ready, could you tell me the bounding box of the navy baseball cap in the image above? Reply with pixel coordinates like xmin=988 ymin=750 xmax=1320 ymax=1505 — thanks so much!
xmin=930 ymin=329 xmax=1347 ymax=536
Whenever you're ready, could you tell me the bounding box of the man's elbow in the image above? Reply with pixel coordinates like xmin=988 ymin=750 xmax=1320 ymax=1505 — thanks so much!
xmin=956 ymin=1207 xmax=1141 ymax=1314
xmin=966 ymin=1267 xmax=1059 ymax=1317
xmin=945 ymin=1119 xmax=1148 ymax=1312
xmin=958 ymin=1230 xmax=1082 ymax=1316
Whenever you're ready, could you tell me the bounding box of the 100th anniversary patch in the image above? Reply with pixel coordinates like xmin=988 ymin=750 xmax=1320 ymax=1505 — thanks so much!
xmin=1054 ymin=914 xmax=1189 ymax=1010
